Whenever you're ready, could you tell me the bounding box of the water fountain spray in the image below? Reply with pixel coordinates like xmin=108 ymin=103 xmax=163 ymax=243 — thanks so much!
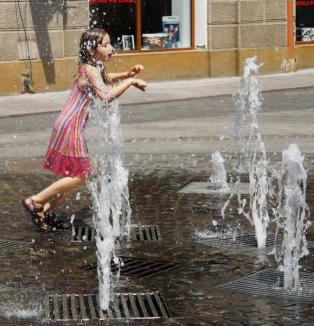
xmin=272 ymin=144 xmax=310 ymax=291
xmin=209 ymin=151 xmax=229 ymax=191
xmin=87 ymin=95 xmax=131 ymax=310
xmin=233 ymin=56 xmax=269 ymax=248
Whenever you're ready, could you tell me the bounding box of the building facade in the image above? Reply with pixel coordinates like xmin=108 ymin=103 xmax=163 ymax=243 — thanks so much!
xmin=0 ymin=0 xmax=313 ymax=94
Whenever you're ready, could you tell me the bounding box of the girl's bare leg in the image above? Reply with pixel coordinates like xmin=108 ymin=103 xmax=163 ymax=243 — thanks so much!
xmin=31 ymin=177 xmax=84 ymax=213
xmin=43 ymin=186 xmax=79 ymax=213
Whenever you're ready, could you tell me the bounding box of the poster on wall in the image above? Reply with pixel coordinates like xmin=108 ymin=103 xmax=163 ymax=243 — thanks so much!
xmin=162 ymin=16 xmax=180 ymax=48
xmin=296 ymin=1 xmax=314 ymax=41
xmin=122 ymin=35 xmax=135 ymax=50
xmin=142 ymin=33 xmax=167 ymax=49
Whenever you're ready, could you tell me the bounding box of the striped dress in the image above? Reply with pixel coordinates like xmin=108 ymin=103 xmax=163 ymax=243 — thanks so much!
xmin=42 ymin=65 xmax=94 ymax=178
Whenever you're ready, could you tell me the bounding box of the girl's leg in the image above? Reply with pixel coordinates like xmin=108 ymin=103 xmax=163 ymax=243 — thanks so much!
xmin=32 ymin=177 xmax=84 ymax=207
xmin=44 ymin=185 xmax=78 ymax=213
xmin=23 ymin=177 xmax=84 ymax=230
xmin=28 ymin=177 xmax=84 ymax=221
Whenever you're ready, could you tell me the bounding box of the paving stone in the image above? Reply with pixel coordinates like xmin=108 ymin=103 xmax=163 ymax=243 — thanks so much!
xmin=0 ymin=166 xmax=313 ymax=324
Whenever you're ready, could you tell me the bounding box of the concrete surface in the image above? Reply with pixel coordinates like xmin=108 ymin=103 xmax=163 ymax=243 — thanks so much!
xmin=0 ymin=68 xmax=314 ymax=118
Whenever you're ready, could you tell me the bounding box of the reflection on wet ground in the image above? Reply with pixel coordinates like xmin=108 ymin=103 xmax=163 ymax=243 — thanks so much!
xmin=0 ymin=155 xmax=314 ymax=325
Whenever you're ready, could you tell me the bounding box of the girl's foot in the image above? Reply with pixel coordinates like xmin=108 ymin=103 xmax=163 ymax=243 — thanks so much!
xmin=44 ymin=211 xmax=72 ymax=230
xmin=22 ymin=197 xmax=50 ymax=231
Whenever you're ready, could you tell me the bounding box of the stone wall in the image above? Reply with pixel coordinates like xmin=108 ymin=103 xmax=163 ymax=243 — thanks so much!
xmin=0 ymin=0 xmax=88 ymax=90
xmin=1 ymin=0 xmax=314 ymax=93
xmin=0 ymin=0 xmax=88 ymax=62
xmin=208 ymin=0 xmax=287 ymax=50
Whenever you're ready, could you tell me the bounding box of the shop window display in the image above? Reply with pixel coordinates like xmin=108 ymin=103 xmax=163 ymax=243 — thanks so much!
xmin=89 ymin=0 xmax=137 ymax=50
xmin=89 ymin=0 xmax=192 ymax=51
xmin=296 ymin=1 xmax=314 ymax=42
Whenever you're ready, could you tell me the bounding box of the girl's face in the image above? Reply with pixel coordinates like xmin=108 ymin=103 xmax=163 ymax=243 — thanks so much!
xmin=94 ymin=34 xmax=113 ymax=62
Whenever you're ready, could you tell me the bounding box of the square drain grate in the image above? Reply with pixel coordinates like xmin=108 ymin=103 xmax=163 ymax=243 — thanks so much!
xmin=197 ymin=232 xmax=314 ymax=251
xmin=71 ymin=225 xmax=161 ymax=243
xmin=80 ymin=256 xmax=181 ymax=278
xmin=46 ymin=291 xmax=170 ymax=321
xmin=71 ymin=225 xmax=96 ymax=242
xmin=0 ymin=239 xmax=29 ymax=255
xmin=197 ymin=233 xmax=284 ymax=249
xmin=217 ymin=269 xmax=314 ymax=301
xmin=129 ymin=225 xmax=161 ymax=241
xmin=178 ymin=182 xmax=249 ymax=195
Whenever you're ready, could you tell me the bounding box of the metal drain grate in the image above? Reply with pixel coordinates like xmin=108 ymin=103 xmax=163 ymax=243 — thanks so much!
xmin=217 ymin=269 xmax=314 ymax=301
xmin=71 ymin=225 xmax=161 ymax=242
xmin=197 ymin=232 xmax=314 ymax=251
xmin=129 ymin=225 xmax=161 ymax=241
xmin=197 ymin=232 xmax=284 ymax=249
xmin=178 ymin=182 xmax=249 ymax=195
xmin=0 ymin=239 xmax=29 ymax=255
xmin=46 ymin=291 xmax=170 ymax=321
xmin=81 ymin=256 xmax=181 ymax=278
xmin=71 ymin=225 xmax=96 ymax=242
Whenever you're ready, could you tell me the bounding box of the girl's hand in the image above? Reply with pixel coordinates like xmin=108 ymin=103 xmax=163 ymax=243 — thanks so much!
xmin=131 ymin=78 xmax=147 ymax=92
xmin=128 ymin=64 xmax=144 ymax=77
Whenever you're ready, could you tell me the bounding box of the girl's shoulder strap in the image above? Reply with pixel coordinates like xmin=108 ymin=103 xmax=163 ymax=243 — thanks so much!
xmin=78 ymin=64 xmax=88 ymax=74
xmin=79 ymin=64 xmax=98 ymax=76
xmin=75 ymin=64 xmax=90 ymax=89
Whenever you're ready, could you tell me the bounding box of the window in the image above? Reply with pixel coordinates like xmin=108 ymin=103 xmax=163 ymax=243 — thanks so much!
xmin=89 ymin=0 xmax=193 ymax=51
xmin=296 ymin=1 xmax=314 ymax=43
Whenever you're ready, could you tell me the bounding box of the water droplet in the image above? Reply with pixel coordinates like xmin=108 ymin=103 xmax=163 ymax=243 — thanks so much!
xmin=70 ymin=214 xmax=76 ymax=224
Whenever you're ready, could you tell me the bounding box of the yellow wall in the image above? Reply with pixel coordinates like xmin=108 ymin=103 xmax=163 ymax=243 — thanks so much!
xmin=109 ymin=50 xmax=211 ymax=82
xmin=209 ymin=47 xmax=289 ymax=77
xmin=296 ymin=44 xmax=314 ymax=69
xmin=0 ymin=50 xmax=210 ymax=94
xmin=0 ymin=59 xmax=78 ymax=94
xmin=1 ymin=45 xmax=314 ymax=94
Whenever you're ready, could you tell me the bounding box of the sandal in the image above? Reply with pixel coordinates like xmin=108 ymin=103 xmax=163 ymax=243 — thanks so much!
xmin=44 ymin=211 xmax=72 ymax=230
xmin=22 ymin=197 xmax=50 ymax=231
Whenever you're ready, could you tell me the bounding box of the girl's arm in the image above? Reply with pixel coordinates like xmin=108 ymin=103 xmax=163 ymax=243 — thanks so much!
xmin=86 ymin=65 xmax=146 ymax=101
xmin=107 ymin=64 xmax=144 ymax=82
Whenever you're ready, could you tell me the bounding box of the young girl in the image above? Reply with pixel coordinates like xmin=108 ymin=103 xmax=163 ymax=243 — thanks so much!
xmin=22 ymin=28 xmax=147 ymax=231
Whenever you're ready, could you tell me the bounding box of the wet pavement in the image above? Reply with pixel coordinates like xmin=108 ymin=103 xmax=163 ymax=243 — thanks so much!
xmin=1 ymin=88 xmax=314 ymax=325
xmin=0 ymin=154 xmax=314 ymax=325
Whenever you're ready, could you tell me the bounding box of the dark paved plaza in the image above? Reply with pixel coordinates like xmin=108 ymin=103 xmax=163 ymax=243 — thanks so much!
xmin=1 ymin=88 xmax=314 ymax=325
xmin=0 ymin=153 xmax=314 ymax=325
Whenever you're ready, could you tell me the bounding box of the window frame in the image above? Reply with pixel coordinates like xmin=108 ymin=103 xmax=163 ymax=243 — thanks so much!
xmin=295 ymin=1 xmax=314 ymax=45
xmin=115 ymin=0 xmax=196 ymax=53
xmin=296 ymin=41 xmax=314 ymax=45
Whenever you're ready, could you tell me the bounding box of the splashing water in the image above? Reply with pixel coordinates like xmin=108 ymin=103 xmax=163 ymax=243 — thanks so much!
xmin=0 ymin=299 xmax=42 ymax=320
xmin=87 ymin=94 xmax=131 ymax=310
xmin=209 ymin=151 xmax=229 ymax=191
xmin=272 ymin=144 xmax=310 ymax=291
xmin=3 ymin=308 xmax=39 ymax=319
xmin=233 ymin=56 xmax=269 ymax=248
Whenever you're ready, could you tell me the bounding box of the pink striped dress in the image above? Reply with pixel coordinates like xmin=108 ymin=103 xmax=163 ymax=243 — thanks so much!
xmin=42 ymin=65 xmax=94 ymax=178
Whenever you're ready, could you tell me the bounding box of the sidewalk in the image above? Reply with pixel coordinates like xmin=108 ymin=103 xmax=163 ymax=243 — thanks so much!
xmin=0 ymin=68 xmax=314 ymax=118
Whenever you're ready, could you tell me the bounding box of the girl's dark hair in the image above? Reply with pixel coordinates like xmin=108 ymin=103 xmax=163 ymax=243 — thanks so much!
xmin=79 ymin=28 xmax=108 ymax=65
